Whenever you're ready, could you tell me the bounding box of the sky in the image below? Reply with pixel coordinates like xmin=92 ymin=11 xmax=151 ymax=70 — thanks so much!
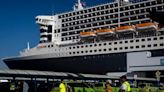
xmin=0 ymin=0 xmax=111 ymax=69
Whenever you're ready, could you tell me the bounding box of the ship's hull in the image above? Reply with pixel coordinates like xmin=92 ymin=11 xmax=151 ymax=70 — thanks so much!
xmin=4 ymin=53 xmax=127 ymax=74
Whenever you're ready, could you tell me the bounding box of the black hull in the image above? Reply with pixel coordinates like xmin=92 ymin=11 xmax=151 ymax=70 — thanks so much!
xmin=4 ymin=53 xmax=127 ymax=74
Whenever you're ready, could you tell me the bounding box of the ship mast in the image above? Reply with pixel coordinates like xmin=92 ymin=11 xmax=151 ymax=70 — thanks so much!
xmin=27 ymin=42 xmax=30 ymax=50
xmin=73 ymin=0 xmax=84 ymax=11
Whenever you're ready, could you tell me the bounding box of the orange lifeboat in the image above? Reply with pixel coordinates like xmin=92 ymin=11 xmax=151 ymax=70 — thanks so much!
xmin=116 ymin=25 xmax=135 ymax=33
xmin=80 ymin=31 xmax=96 ymax=37
xmin=96 ymin=29 xmax=115 ymax=35
xmin=136 ymin=22 xmax=157 ymax=31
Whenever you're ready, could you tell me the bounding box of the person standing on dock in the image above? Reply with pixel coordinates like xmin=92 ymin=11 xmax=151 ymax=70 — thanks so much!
xmin=119 ymin=75 xmax=131 ymax=92
xmin=105 ymin=80 xmax=113 ymax=92
xmin=59 ymin=79 xmax=66 ymax=92
xmin=10 ymin=82 xmax=16 ymax=92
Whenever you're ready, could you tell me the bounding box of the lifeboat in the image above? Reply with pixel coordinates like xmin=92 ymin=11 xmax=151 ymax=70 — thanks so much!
xmin=135 ymin=22 xmax=157 ymax=31
xmin=80 ymin=31 xmax=96 ymax=38
xmin=37 ymin=45 xmax=46 ymax=48
xmin=116 ymin=25 xmax=135 ymax=33
xmin=96 ymin=29 xmax=115 ymax=36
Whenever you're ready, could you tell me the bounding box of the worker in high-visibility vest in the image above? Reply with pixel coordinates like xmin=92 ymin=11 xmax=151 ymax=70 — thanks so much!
xmin=10 ymin=82 xmax=16 ymax=92
xmin=119 ymin=75 xmax=131 ymax=92
xmin=59 ymin=79 xmax=66 ymax=92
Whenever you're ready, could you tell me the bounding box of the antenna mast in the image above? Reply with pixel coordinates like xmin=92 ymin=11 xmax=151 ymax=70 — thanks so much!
xmin=73 ymin=0 xmax=84 ymax=11
xmin=27 ymin=42 xmax=30 ymax=50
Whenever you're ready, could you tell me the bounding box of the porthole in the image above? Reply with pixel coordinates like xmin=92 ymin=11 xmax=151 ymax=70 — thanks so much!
xmin=147 ymin=38 xmax=151 ymax=41
xmin=147 ymin=44 xmax=151 ymax=47
xmin=154 ymin=44 xmax=157 ymax=47
xmin=136 ymin=46 xmax=139 ymax=48
xmin=142 ymin=45 xmax=145 ymax=48
xmin=125 ymin=41 xmax=128 ymax=43
xmin=160 ymin=43 xmax=164 ymax=46
xmin=109 ymin=43 xmax=112 ymax=45
xmin=114 ymin=48 xmax=117 ymax=50
xmin=125 ymin=47 xmax=128 ymax=49
xmin=130 ymin=40 xmax=133 ymax=43
xmin=69 ymin=47 xmax=72 ymax=49
xmin=136 ymin=39 xmax=139 ymax=42
xmin=85 ymin=45 xmax=88 ymax=47
xmin=141 ymin=39 xmax=145 ymax=41
xmin=153 ymin=37 xmax=157 ymax=40
xmin=160 ymin=37 xmax=164 ymax=40
xmin=81 ymin=51 xmax=84 ymax=53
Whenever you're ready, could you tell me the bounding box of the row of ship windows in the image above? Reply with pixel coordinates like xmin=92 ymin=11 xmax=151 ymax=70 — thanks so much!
xmin=62 ymin=19 xmax=118 ymax=30
xmin=46 ymin=19 xmax=149 ymax=34
xmin=60 ymin=6 xmax=157 ymax=24
xmin=56 ymin=18 xmax=148 ymax=34
xmin=61 ymin=20 xmax=150 ymax=39
xmin=69 ymin=43 xmax=164 ymax=55
xmin=58 ymin=0 xmax=163 ymax=19
xmin=58 ymin=3 xmax=118 ymax=18
xmin=59 ymin=0 xmax=163 ymax=21
xmin=120 ymin=0 xmax=163 ymax=11
xmin=69 ymin=37 xmax=164 ymax=49
xmin=61 ymin=36 xmax=79 ymax=41
xmin=61 ymin=14 xmax=148 ymax=30
xmin=60 ymin=5 xmax=161 ymax=28
xmin=40 ymin=35 xmax=164 ymax=50
xmin=61 ymin=9 xmax=119 ymax=23
xmin=39 ymin=41 xmax=164 ymax=50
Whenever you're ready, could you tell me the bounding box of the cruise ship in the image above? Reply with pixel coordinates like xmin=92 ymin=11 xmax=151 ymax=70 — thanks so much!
xmin=3 ymin=0 xmax=164 ymax=76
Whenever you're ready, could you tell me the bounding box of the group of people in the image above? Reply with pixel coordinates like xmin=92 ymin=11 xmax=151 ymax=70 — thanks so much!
xmin=105 ymin=75 xmax=131 ymax=92
xmin=59 ymin=75 xmax=131 ymax=92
